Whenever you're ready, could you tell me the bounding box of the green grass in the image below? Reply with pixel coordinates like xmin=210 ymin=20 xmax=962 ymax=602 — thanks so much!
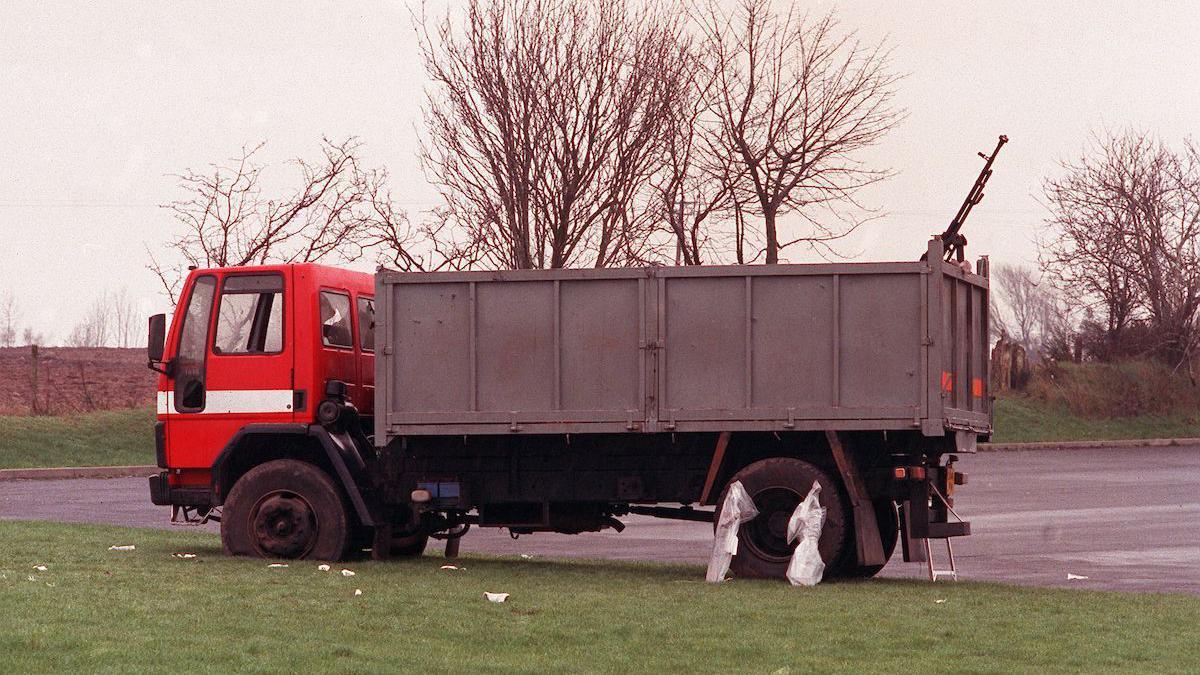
xmin=992 ymin=395 xmax=1200 ymax=444
xmin=0 ymin=407 xmax=154 ymax=469
xmin=2 ymin=521 xmax=1197 ymax=673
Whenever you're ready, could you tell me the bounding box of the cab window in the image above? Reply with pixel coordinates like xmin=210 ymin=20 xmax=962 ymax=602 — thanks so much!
xmin=214 ymin=273 xmax=284 ymax=355
xmin=320 ymin=290 xmax=353 ymax=349
xmin=357 ymin=297 xmax=375 ymax=352
xmin=174 ymin=275 xmax=216 ymax=412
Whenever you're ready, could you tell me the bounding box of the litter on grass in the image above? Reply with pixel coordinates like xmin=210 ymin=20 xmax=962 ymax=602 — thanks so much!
xmin=27 ymin=575 xmax=36 ymax=582
xmin=171 ymin=553 xmax=196 ymax=559
xmin=354 ymin=589 xmax=363 ymax=596
xmin=33 ymin=565 xmax=47 ymax=572
xmin=108 ymin=545 xmax=136 ymax=551
xmin=519 ymin=554 xmax=533 ymax=560
xmin=935 ymin=599 xmax=946 ymax=604
xmin=341 ymin=569 xmax=356 ymax=577
xmin=268 ymin=563 xmax=289 ymax=568
xmin=1067 ymin=573 xmax=1089 ymax=580
xmin=318 ymin=564 xmax=331 ymax=572
xmin=440 ymin=565 xmax=460 ymax=570
xmin=484 ymin=592 xmax=509 ymax=603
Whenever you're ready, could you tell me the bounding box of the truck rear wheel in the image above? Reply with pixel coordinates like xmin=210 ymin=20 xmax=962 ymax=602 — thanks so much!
xmin=221 ymin=459 xmax=351 ymax=561
xmin=715 ymin=457 xmax=849 ymax=580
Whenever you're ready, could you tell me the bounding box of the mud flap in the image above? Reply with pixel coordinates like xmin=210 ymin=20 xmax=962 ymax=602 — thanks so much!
xmin=899 ymin=502 xmax=928 ymax=563
xmin=826 ymin=431 xmax=887 ymax=567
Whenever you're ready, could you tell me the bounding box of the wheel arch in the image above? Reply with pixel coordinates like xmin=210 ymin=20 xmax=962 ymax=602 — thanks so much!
xmin=211 ymin=423 xmax=377 ymax=526
xmin=702 ymin=431 xmax=838 ymax=505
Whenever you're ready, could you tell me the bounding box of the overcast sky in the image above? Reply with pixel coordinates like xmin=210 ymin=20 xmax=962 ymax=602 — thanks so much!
xmin=2 ymin=1 xmax=1199 ymax=343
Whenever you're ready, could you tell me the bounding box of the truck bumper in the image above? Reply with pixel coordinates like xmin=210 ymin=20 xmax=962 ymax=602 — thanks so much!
xmin=149 ymin=472 xmax=214 ymax=508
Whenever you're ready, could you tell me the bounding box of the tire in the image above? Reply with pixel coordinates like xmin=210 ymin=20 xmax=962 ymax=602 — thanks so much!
xmin=221 ymin=459 xmax=352 ymax=561
xmin=714 ymin=457 xmax=849 ymax=580
xmin=831 ymin=499 xmax=899 ymax=579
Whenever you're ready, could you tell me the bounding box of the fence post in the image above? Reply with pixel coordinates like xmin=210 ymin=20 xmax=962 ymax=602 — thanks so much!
xmin=30 ymin=344 xmax=40 ymax=415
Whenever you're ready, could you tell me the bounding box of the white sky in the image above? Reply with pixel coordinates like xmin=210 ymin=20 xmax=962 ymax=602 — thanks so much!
xmin=2 ymin=1 xmax=1199 ymax=343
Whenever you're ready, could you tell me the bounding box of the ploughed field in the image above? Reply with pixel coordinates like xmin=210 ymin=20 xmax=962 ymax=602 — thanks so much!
xmin=2 ymin=520 xmax=1197 ymax=673
xmin=0 ymin=347 xmax=154 ymax=415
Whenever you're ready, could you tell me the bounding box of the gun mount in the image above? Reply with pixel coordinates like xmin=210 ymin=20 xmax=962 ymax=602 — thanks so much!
xmin=925 ymin=135 xmax=1008 ymax=263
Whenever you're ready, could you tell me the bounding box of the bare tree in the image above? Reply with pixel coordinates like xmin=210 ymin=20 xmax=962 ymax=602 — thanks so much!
xmin=701 ymin=0 xmax=902 ymax=264
xmin=417 ymin=0 xmax=693 ymax=269
xmin=1043 ymin=129 xmax=1200 ymax=366
xmin=647 ymin=36 xmax=744 ymax=266
xmin=153 ymin=138 xmax=439 ymax=301
xmin=22 ymin=327 xmax=44 ymax=346
xmin=111 ymin=287 xmax=139 ymax=348
xmin=992 ymin=264 xmax=1053 ymax=351
xmin=68 ymin=293 xmax=113 ymax=348
xmin=0 ymin=291 xmax=17 ymax=347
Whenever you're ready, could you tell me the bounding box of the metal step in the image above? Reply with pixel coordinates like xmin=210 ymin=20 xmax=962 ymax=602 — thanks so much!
xmin=923 ymin=536 xmax=958 ymax=581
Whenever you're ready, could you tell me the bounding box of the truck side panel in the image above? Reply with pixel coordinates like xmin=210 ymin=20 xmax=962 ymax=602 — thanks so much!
xmin=376 ymin=261 xmax=989 ymax=440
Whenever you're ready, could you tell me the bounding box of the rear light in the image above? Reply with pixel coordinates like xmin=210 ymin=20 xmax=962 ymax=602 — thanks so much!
xmin=892 ymin=466 xmax=926 ymax=481
xmin=411 ymin=489 xmax=432 ymax=504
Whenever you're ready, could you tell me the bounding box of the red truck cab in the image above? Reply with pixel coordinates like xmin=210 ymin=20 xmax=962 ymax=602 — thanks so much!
xmin=148 ymin=263 xmax=376 ymax=523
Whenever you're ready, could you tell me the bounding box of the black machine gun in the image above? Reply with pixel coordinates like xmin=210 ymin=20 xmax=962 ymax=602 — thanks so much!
xmin=924 ymin=134 xmax=1008 ymax=263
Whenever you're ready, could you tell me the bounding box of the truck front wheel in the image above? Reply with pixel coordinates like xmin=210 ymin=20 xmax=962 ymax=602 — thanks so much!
xmin=221 ymin=459 xmax=351 ymax=561
xmin=716 ymin=457 xmax=850 ymax=580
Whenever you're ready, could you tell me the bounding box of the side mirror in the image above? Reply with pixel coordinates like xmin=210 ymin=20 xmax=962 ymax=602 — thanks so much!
xmin=147 ymin=314 xmax=167 ymax=364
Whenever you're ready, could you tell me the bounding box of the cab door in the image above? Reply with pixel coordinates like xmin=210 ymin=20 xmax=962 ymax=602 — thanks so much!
xmin=316 ymin=288 xmax=361 ymax=407
xmin=166 ymin=270 xmax=294 ymax=470
xmin=353 ymin=294 xmax=376 ymax=416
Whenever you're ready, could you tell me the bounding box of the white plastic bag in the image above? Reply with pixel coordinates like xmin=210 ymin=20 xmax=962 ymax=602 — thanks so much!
xmin=785 ymin=481 xmax=826 ymax=586
xmin=706 ymin=481 xmax=759 ymax=583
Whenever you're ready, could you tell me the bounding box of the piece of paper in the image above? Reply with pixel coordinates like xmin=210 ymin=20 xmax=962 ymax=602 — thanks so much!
xmin=108 ymin=545 xmax=136 ymax=551
xmin=318 ymin=564 xmax=331 ymax=572
xmin=341 ymin=569 xmax=356 ymax=577
xmin=484 ymin=592 xmax=509 ymax=603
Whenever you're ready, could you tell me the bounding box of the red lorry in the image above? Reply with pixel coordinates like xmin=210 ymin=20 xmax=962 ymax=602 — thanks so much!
xmin=148 ymin=239 xmax=986 ymax=580
xmin=146 ymin=133 xmax=1005 ymax=583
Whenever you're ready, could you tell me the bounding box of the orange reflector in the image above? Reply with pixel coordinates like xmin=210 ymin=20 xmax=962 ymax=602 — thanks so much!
xmin=941 ymin=371 xmax=954 ymax=392
xmin=893 ymin=467 xmax=907 ymax=480
xmin=972 ymin=378 xmax=984 ymax=397
xmin=912 ymin=466 xmax=926 ymax=480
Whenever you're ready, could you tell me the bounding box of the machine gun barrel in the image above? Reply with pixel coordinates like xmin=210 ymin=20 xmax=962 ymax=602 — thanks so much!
xmin=925 ymin=134 xmax=1008 ymax=263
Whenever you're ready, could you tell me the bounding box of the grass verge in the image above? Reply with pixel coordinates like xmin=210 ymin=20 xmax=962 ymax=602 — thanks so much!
xmin=2 ymin=520 xmax=1198 ymax=673
xmin=992 ymin=395 xmax=1200 ymax=444
xmin=0 ymin=407 xmax=154 ymax=469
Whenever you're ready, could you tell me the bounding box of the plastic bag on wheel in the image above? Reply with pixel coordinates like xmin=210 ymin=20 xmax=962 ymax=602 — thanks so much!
xmin=706 ymin=481 xmax=759 ymax=583
xmin=785 ymin=481 xmax=826 ymax=586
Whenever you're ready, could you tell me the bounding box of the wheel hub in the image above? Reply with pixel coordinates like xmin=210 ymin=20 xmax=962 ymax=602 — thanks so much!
xmin=743 ymin=487 xmax=802 ymax=561
xmin=251 ymin=492 xmax=317 ymax=559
